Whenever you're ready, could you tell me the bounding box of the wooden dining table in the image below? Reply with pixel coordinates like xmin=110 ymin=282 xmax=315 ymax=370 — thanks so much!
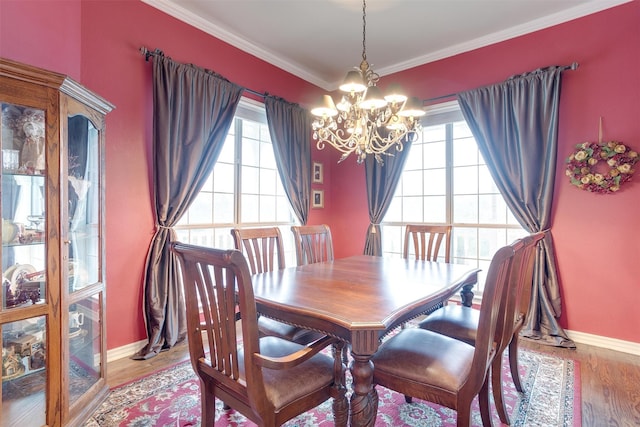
xmin=251 ymin=255 xmax=480 ymax=427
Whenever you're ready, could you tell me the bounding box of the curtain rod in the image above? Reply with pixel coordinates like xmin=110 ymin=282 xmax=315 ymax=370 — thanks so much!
xmin=139 ymin=46 xmax=267 ymax=98
xmin=140 ymin=48 xmax=578 ymax=106
xmin=422 ymin=62 xmax=579 ymax=105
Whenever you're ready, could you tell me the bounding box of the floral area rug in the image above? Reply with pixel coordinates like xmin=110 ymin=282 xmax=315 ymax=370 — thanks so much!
xmin=85 ymin=347 xmax=580 ymax=427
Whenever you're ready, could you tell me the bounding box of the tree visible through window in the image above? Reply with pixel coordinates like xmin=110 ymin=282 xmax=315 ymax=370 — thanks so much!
xmin=381 ymin=101 xmax=526 ymax=292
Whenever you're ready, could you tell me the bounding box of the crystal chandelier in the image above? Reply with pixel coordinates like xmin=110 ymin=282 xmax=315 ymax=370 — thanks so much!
xmin=311 ymin=0 xmax=425 ymax=164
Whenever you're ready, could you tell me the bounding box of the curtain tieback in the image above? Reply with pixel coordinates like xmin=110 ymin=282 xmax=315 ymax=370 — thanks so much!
xmin=156 ymin=225 xmax=172 ymax=231
xmin=370 ymin=223 xmax=380 ymax=233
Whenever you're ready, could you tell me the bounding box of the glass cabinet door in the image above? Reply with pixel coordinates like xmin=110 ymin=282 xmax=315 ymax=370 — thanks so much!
xmin=1 ymin=102 xmax=47 ymax=426
xmin=66 ymin=114 xmax=103 ymax=405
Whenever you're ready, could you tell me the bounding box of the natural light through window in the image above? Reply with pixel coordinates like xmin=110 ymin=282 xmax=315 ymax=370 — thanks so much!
xmin=174 ymin=98 xmax=298 ymax=264
xmin=382 ymin=101 xmax=526 ymax=292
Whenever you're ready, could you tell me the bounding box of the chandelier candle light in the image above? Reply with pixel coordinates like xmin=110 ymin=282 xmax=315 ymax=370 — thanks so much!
xmin=311 ymin=0 xmax=425 ymax=164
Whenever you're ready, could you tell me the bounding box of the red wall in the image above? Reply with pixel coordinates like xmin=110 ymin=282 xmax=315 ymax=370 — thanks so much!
xmin=1 ymin=0 xmax=638 ymax=349
xmin=329 ymin=1 xmax=640 ymax=344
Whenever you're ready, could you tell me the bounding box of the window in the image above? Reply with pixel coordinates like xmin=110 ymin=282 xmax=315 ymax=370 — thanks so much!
xmin=382 ymin=101 xmax=526 ymax=292
xmin=175 ymin=98 xmax=298 ymax=264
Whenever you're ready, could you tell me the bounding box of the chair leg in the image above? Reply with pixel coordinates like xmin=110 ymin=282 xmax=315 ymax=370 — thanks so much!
xmin=457 ymin=398 xmax=473 ymax=427
xmin=478 ymin=377 xmax=492 ymax=427
xmin=491 ymin=354 xmax=511 ymax=425
xmin=404 ymin=395 xmax=413 ymax=404
xmin=509 ymin=336 xmax=524 ymax=393
xmin=201 ymin=379 xmax=216 ymax=426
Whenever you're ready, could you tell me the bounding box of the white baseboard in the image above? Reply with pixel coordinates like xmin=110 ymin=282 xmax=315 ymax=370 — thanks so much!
xmin=107 ymin=339 xmax=148 ymax=363
xmin=566 ymin=329 xmax=640 ymax=356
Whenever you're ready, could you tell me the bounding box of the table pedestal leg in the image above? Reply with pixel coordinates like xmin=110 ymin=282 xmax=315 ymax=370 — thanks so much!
xmin=349 ymin=352 xmax=378 ymax=427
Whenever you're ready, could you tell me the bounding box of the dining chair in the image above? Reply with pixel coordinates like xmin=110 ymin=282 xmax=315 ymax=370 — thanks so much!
xmin=290 ymin=224 xmax=350 ymax=363
xmin=171 ymin=243 xmax=348 ymax=427
xmin=403 ymin=224 xmax=452 ymax=262
xmin=371 ymin=242 xmax=517 ymax=427
xmin=417 ymin=231 xmax=545 ymax=424
xmin=290 ymin=224 xmax=334 ymax=266
xmin=400 ymin=224 xmax=453 ymax=327
xmin=231 ymin=227 xmax=325 ymax=345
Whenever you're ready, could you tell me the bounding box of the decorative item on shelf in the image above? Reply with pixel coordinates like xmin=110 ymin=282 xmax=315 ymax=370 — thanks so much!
xmin=3 ymin=264 xmax=43 ymax=308
xmin=310 ymin=0 xmax=425 ymax=165
xmin=2 ymin=347 xmax=26 ymax=380
xmin=2 ymin=218 xmax=19 ymax=244
xmin=566 ymin=141 xmax=638 ymax=194
xmin=1 ymin=106 xmax=45 ymax=174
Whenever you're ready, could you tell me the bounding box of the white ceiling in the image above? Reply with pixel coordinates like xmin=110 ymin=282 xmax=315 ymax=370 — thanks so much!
xmin=143 ymin=0 xmax=631 ymax=90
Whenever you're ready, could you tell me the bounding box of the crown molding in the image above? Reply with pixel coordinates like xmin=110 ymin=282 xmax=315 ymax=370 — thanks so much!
xmin=375 ymin=0 xmax=634 ymax=77
xmin=142 ymin=0 xmax=632 ymax=91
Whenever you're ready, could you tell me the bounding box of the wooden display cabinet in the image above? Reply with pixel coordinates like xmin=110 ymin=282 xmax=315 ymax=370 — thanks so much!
xmin=0 ymin=58 xmax=113 ymax=426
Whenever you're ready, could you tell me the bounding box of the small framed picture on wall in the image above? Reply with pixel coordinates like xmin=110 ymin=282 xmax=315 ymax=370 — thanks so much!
xmin=312 ymin=162 xmax=324 ymax=184
xmin=312 ymin=189 xmax=324 ymax=208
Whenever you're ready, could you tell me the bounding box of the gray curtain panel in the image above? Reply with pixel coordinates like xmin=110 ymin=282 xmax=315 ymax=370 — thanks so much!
xmin=133 ymin=55 xmax=243 ymax=359
xmin=363 ymin=141 xmax=413 ymax=256
xmin=457 ymin=65 xmax=575 ymax=348
xmin=265 ymin=96 xmax=312 ymax=225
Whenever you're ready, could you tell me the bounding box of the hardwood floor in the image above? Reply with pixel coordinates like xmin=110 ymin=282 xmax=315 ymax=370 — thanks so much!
xmin=107 ymin=338 xmax=640 ymax=426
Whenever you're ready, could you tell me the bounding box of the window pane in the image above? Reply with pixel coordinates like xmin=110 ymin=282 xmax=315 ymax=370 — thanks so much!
xmin=402 ymin=170 xmax=422 ymax=196
xmin=385 ymin=197 xmax=402 ymax=222
xmin=213 ymin=164 xmax=234 ymax=193
xmin=381 ymin=225 xmax=403 ymax=256
xmin=242 ymin=137 xmax=260 ymax=167
xmin=453 ymin=136 xmax=478 ymax=167
xmin=422 ymin=124 xmax=446 ymax=143
xmin=478 ymin=194 xmax=507 ymax=224
xmin=259 ymin=195 xmax=276 ymax=222
xmin=423 ymin=196 xmax=446 ymax=223
xmin=478 ymin=228 xmax=506 ymax=259
xmin=423 ymin=141 xmax=446 ymax=169
xmin=452 ymin=227 xmax=477 ymax=260
xmin=218 ymin=134 xmax=235 ymax=163
xmin=478 ymin=166 xmax=498 ymax=193
xmin=453 ymin=195 xmax=478 ymax=223
xmin=403 ymin=143 xmax=423 ymax=170
xmin=260 ymin=141 xmax=276 ymax=169
xmin=242 ymin=120 xmax=260 ymax=140
xmin=402 ymin=196 xmax=423 ymax=222
xmin=188 ymin=192 xmax=213 ymax=224
xmin=423 ymin=169 xmax=445 ymax=195
xmin=242 ymin=165 xmax=259 ymax=194
xmin=260 ymin=168 xmax=277 ymax=195
xmin=213 ymin=193 xmax=233 ymax=223
xmin=453 ymin=165 xmax=478 ymax=194
xmin=241 ymin=194 xmax=259 ymax=222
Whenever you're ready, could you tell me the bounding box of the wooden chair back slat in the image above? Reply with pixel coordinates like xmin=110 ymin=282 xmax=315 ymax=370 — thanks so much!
xmin=231 ymin=227 xmax=286 ymax=274
xmin=291 ymin=224 xmax=334 ymax=266
xmin=403 ymin=224 xmax=452 ymax=262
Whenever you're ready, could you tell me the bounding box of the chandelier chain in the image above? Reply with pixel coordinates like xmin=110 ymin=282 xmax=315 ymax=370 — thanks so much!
xmin=362 ymin=0 xmax=367 ymax=62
